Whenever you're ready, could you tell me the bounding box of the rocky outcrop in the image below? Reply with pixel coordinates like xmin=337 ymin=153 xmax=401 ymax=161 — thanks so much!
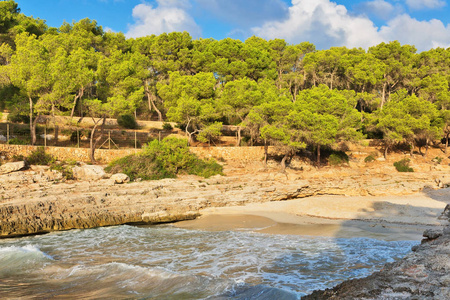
xmin=0 ymin=161 xmax=26 ymax=174
xmin=0 ymin=171 xmax=320 ymax=237
xmin=72 ymin=165 xmax=106 ymax=181
xmin=302 ymin=208 xmax=450 ymax=300
xmin=0 ymin=163 xmax=449 ymax=238
xmin=110 ymin=173 xmax=130 ymax=184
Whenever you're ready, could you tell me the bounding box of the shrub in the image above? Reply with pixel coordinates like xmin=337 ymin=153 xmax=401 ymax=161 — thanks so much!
xmin=7 ymin=111 xmax=29 ymax=123
xmin=26 ymin=147 xmax=55 ymax=165
xmin=7 ymin=137 xmax=29 ymax=145
xmin=394 ymin=158 xmax=414 ymax=172
xmin=12 ymin=154 xmax=25 ymax=161
xmin=70 ymin=131 xmax=83 ymax=143
xmin=50 ymin=162 xmax=74 ymax=180
xmin=328 ymin=152 xmax=349 ymax=166
xmin=105 ymin=137 xmax=223 ymax=181
xmin=364 ymin=155 xmax=376 ymax=163
xmin=117 ymin=114 xmax=138 ymax=129
xmin=162 ymin=122 xmax=173 ymax=130
xmin=432 ymin=157 xmax=443 ymax=164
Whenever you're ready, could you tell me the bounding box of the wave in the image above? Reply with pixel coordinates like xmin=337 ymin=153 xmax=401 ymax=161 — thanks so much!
xmin=0 ymin=245 xmax=53 ymax=275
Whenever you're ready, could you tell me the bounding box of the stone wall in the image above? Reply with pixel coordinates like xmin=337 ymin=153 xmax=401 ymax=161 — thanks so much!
xmin=0 ymin=144 xmax=276 ymax=164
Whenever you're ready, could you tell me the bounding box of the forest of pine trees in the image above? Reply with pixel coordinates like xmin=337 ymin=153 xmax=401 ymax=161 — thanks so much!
xmin=0 ymin=0 xmax=449 ymax=162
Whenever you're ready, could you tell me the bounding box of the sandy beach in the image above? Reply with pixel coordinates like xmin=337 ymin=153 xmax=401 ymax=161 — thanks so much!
xmin=175 ymin=189 xmax=450 ymax=241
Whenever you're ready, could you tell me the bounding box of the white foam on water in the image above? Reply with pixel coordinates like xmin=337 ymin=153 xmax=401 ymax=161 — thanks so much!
xmin=0 ymin=225 xmax=419 ymax=298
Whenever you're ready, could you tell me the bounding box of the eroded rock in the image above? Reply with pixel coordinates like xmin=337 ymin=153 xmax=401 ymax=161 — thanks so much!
xmin=111 ymin=173 xmax=130 ymax=184
xmin=0 ymin=161 xmax=27 ymax=174
xmin=72 ymin=165 xmax=106 ymax=181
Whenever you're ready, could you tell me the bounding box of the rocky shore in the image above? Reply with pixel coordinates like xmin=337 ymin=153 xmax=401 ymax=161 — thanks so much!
xmin=0 ymin=160 xmax=449 ymax=238
xmin=303 ymin=205 xmax=450 ymax=299
xmin=1 ymin=156 xmax=450 ymax=299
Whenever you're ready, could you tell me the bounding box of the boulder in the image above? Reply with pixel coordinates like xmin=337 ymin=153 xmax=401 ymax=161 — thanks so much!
xmin=0 ymin=161 xmax=27 ymax=174
xmin=423 ymin=229 xmax=443 ymax=240
xmin=111 ymin=173 xmax=130 ymax=184
xmin=72 ymin=165 xmax=106 ymax=181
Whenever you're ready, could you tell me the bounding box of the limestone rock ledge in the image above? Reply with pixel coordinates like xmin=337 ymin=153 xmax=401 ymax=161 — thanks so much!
xmin=0 ymin=172 xmax=319 ymax=237
xmin=0 ymin=167 xmax=448 ymax=238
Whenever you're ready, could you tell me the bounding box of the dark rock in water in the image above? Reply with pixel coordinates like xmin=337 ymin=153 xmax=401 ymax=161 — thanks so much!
xmin=302 ymin=218 xmax=450 ymax=299
xmin=422 ymin=229 xmax=442 ymax=240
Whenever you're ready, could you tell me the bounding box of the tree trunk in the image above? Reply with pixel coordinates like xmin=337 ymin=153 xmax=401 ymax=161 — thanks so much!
xmin=89 ymin=117 xmax=106 ymax=163
xmin=445 ymin=133 xmax=449 ymax=154
xmin=380 ymin=81 xmax=387 ymax=109
xmin=237 ymin=126 xmax=242 ymax=147
xmin=145 ymin=83 xmax=162 ymax=122
xmin=410 ymin=142 xmax=414 ymax=157
xmin=264 ymin=139 xmax=268 ymax=166
xmin=70 ymin=87 xmax=84 ymax=118
xmin=31 ymin=114 xmax=39 ymax=146
xmin=29 ymin=97 xmax=36 ymax=145
xmin=317 ymin=144 xmax=321 ymax=166
xmin=281 ymin=151 xmax=289 ymax=172
xmin=424 ymin=138 xmax=429 ymax=157
xmin=384 ymin=144 xmax=389 ymax=159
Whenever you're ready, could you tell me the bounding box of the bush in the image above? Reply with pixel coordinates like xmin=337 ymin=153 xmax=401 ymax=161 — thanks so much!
xmin=50 ymin=162 xmax=74 ymax=180
xmin=7 ymin=111 xmax=29 ymax=123
xmin=162 ymin=122 xmax=173 ymax=130
xmin=70 ymin=131 xmax=83 ymax=143
xmin=328 ymin=152 xmax=349 ymax=166
xmin=364 ymin=155 xmax=376 ymax=163
xmin=394 ymin=158 xmax=414 ymax=172
xmin=432 ymin=157 xmax=443 ymax=164
xmin=7 ymin=137 xmax=29 ymax=145
xmin=26 ymin=147 xmax=55 ymax=165
xmin=117 ymin=114 xmax=138 ymax=129
xmin=105 ymin=137 xmax=223 ymax=181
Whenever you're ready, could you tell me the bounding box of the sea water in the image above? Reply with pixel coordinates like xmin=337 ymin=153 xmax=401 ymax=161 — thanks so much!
xmin=0 ymin=225 xmax=417 ymax=299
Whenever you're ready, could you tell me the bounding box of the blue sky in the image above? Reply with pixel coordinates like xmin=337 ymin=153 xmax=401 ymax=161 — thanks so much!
xmin=16 ymin=0 xmax=450 ymax=51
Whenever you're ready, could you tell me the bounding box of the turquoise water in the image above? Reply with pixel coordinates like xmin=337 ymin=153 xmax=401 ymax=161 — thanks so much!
xmin=0 ymin=225 xmax=417 ymax=299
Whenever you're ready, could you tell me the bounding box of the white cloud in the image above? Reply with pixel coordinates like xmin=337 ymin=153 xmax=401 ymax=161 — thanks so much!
xmin=126 ymin=0 xmax=201 ymax=38
xmin=379 ymin=14 xmax=450 ymax=50
xmin=252 ymin=0 xmax=383 ymax=49
xmin=251 ymin=0 xmax=450 ymax=51
xmin=194 ymin=0 xmax=288 ymax=27
xmin=404 ymin=0 xmax=446 ymax=10
xmin=354 ymin=0 xmax=397 ymax=20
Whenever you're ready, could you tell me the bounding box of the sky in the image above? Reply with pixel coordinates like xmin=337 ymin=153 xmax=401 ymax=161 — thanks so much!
xmin=16 ymin=0 xmax=450 ymax=51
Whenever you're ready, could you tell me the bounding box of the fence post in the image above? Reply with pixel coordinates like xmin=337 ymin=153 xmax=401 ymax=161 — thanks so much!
xmin=77 ymin=129 xmax=80 ymax=148
xmin=6 ymin=123 xmax=9 ymax=143
xmin=135 ymin=131 xmax=137 ymax=149
xmin=108 ymin=131 xmax=111 ymax=150
xmin=44 ymin=126 xmax=47 ymax=147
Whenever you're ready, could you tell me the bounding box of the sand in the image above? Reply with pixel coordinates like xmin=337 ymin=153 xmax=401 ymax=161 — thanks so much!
xmin=175 ymin=188 xmax=450 ymax=241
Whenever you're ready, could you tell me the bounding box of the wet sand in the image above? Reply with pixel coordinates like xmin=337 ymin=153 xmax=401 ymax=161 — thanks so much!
xmin=175 ymin=191 xmax=450 ymax=241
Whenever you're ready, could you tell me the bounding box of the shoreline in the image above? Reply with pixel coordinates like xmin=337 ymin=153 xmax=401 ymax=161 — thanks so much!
xmin=175 ymin=192 xmax=449 ymax=241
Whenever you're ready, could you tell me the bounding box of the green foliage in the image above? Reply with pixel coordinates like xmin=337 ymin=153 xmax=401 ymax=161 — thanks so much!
xmin=105 ymin=137 xmax=223 ymax=181
xmin=393 ymin=158 xmax=414 ymax=172
xmin=7 ymin=111 xmax=29 ymax=123
xmin=117 ymin=114 xmax=138 ymax=129
xmin=7 ymin=137 xmax=29 ymax=145
xmin=328 ymin=152 xmax=349 ymax=166
xmin=11 ymin=154 xmax=25 ymax=161
xmin=50 ymin=162 xmax=74 ymax=180
xmin=364 ymin=155 xmax=376 ymax=163
xmin=26 ymin=147 xmax=55 ymax=165
xmin=162 ymin=122 xmax=173 ymax=130
xmin=432 ymin=157 xmax=443 ymax=164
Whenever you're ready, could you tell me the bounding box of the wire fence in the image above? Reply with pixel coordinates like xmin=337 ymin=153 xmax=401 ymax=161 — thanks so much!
xmin=0 ymin=123 xmax=173 ymax=149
